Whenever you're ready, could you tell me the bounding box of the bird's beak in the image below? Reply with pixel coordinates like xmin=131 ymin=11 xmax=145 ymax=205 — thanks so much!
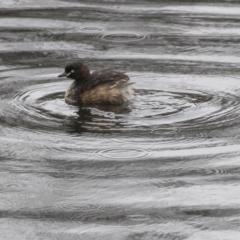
xmin=58 ymin=72 xmax=66 ymax=77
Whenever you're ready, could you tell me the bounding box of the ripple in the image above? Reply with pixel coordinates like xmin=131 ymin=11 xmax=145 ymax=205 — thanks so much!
xmin=128 ymin=214 xmax=149 ymax=222
xmin=206 ymin=167 xmax=239 ymax=176
xmin=94 ymin=148 xmax=150 ymax=161
xmin=0 ymin=172 xmax=29 ymax=194
xmin=35 ymin=202 xmax=102 ymax=213
xmin=79 ymin=26 xmax=105 ymax=33
xmin=2 ymin=1 xmax=240 ymax=239
xmin=98 ymin=32 xmax=147 ymax=43
xmin=1 ymin=70 xmax=240 ymax=140
xmin=150 ymin=180 xmax=193 ymax=189
xmin=6 ymin=81 xmax=73 ymax=130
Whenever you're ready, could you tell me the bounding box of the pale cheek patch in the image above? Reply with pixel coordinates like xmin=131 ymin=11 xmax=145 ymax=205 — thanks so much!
xmin=66 ymin=69 xmax=74 ymax=77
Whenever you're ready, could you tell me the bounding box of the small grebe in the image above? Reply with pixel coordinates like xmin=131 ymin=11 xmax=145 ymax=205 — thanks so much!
xmin=58 ymin=62 xmax=134 ymax=105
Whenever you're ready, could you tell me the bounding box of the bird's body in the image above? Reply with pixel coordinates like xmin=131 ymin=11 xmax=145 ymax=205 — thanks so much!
xmin=58 ymin=62 xmax=134 ymax=105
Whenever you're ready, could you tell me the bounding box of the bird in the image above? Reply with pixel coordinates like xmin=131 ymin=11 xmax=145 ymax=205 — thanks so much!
xmin=58 ymin=61 xmax=134 ymax=105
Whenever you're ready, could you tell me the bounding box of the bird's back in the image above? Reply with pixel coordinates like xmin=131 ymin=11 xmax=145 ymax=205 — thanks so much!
xmin=85 ymin=69 xmax=130 ymax=89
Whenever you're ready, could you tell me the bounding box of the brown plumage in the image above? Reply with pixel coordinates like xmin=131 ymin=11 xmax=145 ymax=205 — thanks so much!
xmin=58 ymin=62 xmax=134 ymax=105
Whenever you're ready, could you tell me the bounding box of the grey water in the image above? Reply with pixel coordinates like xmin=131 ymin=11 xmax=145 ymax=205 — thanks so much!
xmin=1 ymin=0 xmax=240 ymax=239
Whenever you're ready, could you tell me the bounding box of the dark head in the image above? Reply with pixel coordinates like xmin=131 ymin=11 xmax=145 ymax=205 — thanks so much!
xmin=58 ymin=62 xmax=90 ymax=80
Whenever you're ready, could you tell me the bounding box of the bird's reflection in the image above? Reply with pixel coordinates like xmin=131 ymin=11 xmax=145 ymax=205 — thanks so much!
xmin=64 ymin=103 xmax=132 ymax=134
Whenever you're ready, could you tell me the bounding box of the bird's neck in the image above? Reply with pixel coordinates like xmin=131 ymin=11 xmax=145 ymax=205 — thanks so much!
xmin=75 ymin=65 xmax=90 ymax=81
xmin=72 ymin=78 xmax=89 ymax=93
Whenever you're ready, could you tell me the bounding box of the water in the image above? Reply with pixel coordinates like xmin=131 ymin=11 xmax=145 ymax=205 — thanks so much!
xmin=1 ymin=0 xmax=240 ymax=239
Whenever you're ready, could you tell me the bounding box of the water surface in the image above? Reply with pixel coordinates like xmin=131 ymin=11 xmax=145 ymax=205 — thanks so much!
xmin=1 ymin=0 xmax=240 ymax=239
